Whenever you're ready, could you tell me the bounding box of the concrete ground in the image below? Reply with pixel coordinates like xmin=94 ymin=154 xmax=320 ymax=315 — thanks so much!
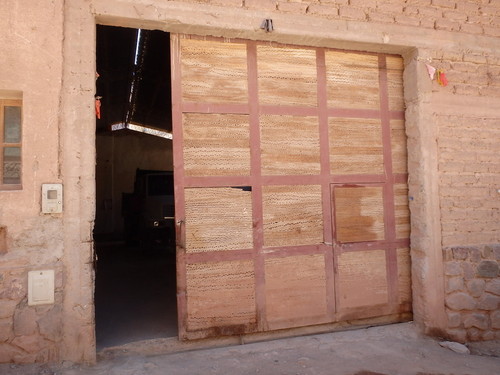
xmin=2 ymin=323 xmax=500 ymax=375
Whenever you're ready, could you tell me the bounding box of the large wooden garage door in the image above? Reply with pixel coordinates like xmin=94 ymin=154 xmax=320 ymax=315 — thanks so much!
xmin=171 ymin=35 xmax=411 ymax=340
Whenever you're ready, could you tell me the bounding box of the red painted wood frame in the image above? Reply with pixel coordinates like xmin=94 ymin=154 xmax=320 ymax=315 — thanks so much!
xmin=171 ymin=34 xmax=409 ymax=339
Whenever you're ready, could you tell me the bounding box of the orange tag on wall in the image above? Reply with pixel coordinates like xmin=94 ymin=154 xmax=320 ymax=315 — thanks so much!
xmin=95 ymin=98 xmax=101 ymax=119
xmin=437 ymin=70 xmax=448 ymax=86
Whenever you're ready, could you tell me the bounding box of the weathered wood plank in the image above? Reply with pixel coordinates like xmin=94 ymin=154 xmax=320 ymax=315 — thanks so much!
xmin=186 ymin=260 xmax=256 ymax=331
xmin=397 ymin=248 xmax=412 ymax=306
xmin=329 ymin=117 xmax=384 ymax=175
xmin=386 ymin=56 xmax=405 ymax=112
xmin=183 ymin=113 xmax=251 ymax=176
xmin=262 ymin=185 xmax=323 ymax=247
xmin=181 ymin=38 xmax=248 ymax=104
xmin=325 ymin=51 xmax=380 ymax=110
xmin=260 ymin=115 xmax=320 ymax=175
xmin=265 ymin=254 xmax=328 ymax=328
xmin=337 ymin=249 xmax=388 ymax=309
xmin=257 ymin=45 xmax=317 ymax=107
xmin=185 ymin=187 xmax=253 ymax=252
xmin=334 ymin=186 xmax=385 ymax=243
xmin=394 ymin=183 xmax=410 ymax=239
xmin=390 ymin=119 xmax=408 ymax=174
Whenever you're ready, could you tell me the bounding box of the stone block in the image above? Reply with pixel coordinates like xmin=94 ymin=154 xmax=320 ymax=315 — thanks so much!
xmin=0 ymin=343 xmax=24 ymax=363
xmin=487 ymin=244 xmax=500 ymax=260
xmin=477 ymin=260 xmax=499 ymax=278
xmin=38 ymin=305 xmax=62 ymax=342
xmin=447 ymin=311 xmax=462 ymax=328
xmin=13 ymin=306 xmax=37 ymax=336
xmin=467 ymin=327 xmax=482 ymax=341
xmin=443 ymin=248 xmax=453 ymax=261
xmin=447 ymin=276 xmax=464 ymax=292
xmin=491 ymin=310 xmax=500 ymax=329
xmin=451 ymin=247 xmax=468 ymax=260
xmin=485 ymin=279 xmax=500 ymax=296
xmin=463 ymin=313 xmax=489 ymax=330
xmin=481 ymin=331 xmax=495 ymax=341
xmin=0 ymin=319 xmax=13 ymax=342
xmin=12 ymin=352 xmax=37 ymax=364
xmin=463 ymin=263 xmax=476 ymax=280
xmin=11 ymin=334 xmax=41 ymax=353
xmin=481 ymin=245 xmax=492 ymax=258
xmin=466 ymin=279 xmax=485 ymax=297
xmin=0 ymin=300 xmax=18 ymax=319
xmin=469 ymin=248 xmax=481 ymax=263
xmin=446 ymin=328 xmax=467 ymax=343
xmin=446 ymin=292 xmax=476 ymax=311
xmin=0 ymin=274 xmax=25 ymax=300
xmin=444 ymin=261 xmax=462 ymax=276
xmin=478 ymin=294 xmax=500 ymax=311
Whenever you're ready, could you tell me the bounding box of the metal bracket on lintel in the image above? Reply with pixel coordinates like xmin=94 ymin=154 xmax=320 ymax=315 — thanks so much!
xmin=260 ymin=19 xmax=274 ymax=32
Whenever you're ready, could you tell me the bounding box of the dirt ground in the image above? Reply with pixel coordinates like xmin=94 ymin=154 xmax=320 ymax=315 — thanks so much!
xmin=1 ymin=322 xmax=499 ymax=375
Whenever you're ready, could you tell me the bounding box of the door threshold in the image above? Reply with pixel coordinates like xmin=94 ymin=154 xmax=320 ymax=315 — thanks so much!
xmin=97 ymin=313 xmax=412 ymax=360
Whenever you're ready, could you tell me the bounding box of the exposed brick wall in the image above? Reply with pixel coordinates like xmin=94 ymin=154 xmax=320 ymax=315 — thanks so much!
xmin=443 ymin=245 xmax=500 ymax=341
xmin=433 ymin=49 xmax=500 ymax=247
xmin=180 ymin=0 xmax=500 ymax=36
xmin=437 ymin=112 xmax=500 ymax=247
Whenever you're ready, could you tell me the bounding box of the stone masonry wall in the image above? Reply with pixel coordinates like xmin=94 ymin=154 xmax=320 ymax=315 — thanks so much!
xmin=444 ymin=245 xmax=500 ymax=342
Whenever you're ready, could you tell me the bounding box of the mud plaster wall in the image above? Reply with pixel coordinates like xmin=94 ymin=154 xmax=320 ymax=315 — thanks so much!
xmin=94 ymin=133 xmax=172 ymax=237
xmin=0 ymin=0 xmax=66 ymax=363
xmin=0 ymin=0 xmax=499 ymax=364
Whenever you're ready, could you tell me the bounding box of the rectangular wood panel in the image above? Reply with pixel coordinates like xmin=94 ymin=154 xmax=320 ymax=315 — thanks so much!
xmin=333 ymin=186 xmax=385 ymax=243
xmin=184 ymin=187 xmax=253 ymax=252
xmin=265 ymin=254 xmax=328 ymax=328
xmin=337 ymin=249 xmax=388 ymax=309
xmin=386 ymin=56 xmax=405 ymax=112
xmin=262 ymin=185 xmax=323 ymax=247
xmin=260 ymin=115 xmax=320 ymax=175
xmin=397 ymin=248 xmax=412 ymax=306
xmin=325 ymin=51 xmax=380 ymax=110
xmin=257 ymin=45 xmax=317 ymax=107
xmin=183 ymin=113 xmax=250 ymax=176
xmin=186 ymin=260 xmax=256 ymax=332
xmin=394 ymin=184 xmax=410 ymax=239
xmin=180 ymin=38 xmax=248 ymax=104
xmin=390 ymin=119 xmax=408 ymax=174
xmin=329 ymin=117 xmax=384 ymax=175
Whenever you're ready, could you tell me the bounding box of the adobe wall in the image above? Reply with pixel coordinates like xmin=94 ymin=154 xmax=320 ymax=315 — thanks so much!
xmin=0 ymin=0 xmax=67 ymax=363
xmin=0 ymin=0 xmax=498 ymax=364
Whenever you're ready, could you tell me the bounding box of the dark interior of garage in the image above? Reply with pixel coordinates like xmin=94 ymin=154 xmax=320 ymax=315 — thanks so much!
xmin=93 ymin=25 xmax=177 ymax=349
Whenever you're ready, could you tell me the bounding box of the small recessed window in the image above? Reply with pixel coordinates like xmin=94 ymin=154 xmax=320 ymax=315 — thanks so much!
xmin=1 ymin=99 xmax=22 ymax=189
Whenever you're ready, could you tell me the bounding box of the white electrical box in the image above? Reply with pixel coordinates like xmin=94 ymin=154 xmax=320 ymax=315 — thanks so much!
xmin=28 ymin=270 xmax=55 ymax=306
xmin=42 ymin=184 xmax=63 ymax=214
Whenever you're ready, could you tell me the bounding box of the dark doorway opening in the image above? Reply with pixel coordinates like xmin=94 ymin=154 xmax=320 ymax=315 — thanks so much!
xmin=94 ymin=25 xmax=176 ymax=350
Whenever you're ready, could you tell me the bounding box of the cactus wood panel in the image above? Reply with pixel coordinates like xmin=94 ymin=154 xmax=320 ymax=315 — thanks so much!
xmin=182 ymin=113 xmax=251 ymax=176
